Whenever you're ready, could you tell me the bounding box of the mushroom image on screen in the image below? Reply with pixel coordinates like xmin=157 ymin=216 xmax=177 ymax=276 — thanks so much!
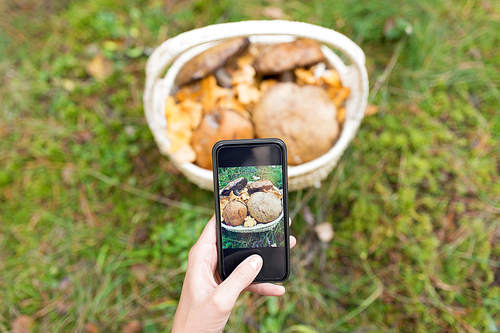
xmin=221 ymin=177 xmax=248 ymax=196
xmin=222 ymin=200 xmax=248 ymax=226
xmin=247 ymin=192 xmax=282 ymax=223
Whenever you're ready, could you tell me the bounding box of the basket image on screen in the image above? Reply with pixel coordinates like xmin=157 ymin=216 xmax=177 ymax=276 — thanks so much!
xmin=144 ymin=20 xmax=369 ymax=191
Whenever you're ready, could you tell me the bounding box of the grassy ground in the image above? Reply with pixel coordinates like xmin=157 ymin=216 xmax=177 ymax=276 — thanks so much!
xmin=1 ymin=0 xmax=499 ymax=332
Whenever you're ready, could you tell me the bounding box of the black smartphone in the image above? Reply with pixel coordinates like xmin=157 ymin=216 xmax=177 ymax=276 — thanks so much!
xmin=212 ymin=138 xmax=290 ymax=283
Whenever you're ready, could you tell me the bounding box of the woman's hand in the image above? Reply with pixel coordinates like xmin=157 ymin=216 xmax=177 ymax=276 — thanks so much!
xmin=172 ymin=215 xmax=296 ymax=333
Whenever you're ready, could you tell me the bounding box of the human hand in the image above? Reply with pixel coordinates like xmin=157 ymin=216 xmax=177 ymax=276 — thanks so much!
xmin=171 ymin=215 xmax=296 ymax=333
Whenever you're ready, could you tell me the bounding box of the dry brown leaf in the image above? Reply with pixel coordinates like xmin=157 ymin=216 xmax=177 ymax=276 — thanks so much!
xmin=11 ymin=315 xmax=34 ymax=333
xmin=365 ymin=104 xmax=379 ymax=116
xmin=86 ymin=53 xmax=113 ymax=81
xmin=85 ymin=322 xmax=99 ymax=333
xmin=122 ymin=320 xmax=142 ymax=333
xmin=314 ymin=222 xmax=335 ymax=243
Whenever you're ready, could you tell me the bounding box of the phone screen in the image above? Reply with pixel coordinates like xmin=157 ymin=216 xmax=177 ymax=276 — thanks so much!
xmin=213 ymin=139 xmax=289 ymax=282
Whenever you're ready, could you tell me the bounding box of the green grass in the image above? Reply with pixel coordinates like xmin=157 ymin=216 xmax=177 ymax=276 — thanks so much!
xmin=1 ymin=0 xmax=499 ymax=332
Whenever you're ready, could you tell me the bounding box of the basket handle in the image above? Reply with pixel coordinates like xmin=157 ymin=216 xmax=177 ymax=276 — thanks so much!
xmin=144 ymin=20 xmax=368 ymax=124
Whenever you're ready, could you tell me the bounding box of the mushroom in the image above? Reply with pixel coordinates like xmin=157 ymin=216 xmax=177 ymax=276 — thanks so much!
xmin=222 ymin=200 xmax=248 ymax=226
xmin=175 ymin=37 xmax=250 ymax=87
xmin=253 ymin=39 xmax=325 ymax=75
xmin=252 ymin=82 xmax=339 ymax=165
xmin=221 ymin=177 xmax=248 ymax=196
xmin=191 ymin=109 xmax=255 ymax=169
xmin=247 ymin=192 xmax=282 ymax=223
xmin=247 ymin=180 xmax=274 ymax=194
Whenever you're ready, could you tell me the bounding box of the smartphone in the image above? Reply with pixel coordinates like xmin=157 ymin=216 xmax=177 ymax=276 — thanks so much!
xmin=212 ymin=138 xmax=290 ymax=283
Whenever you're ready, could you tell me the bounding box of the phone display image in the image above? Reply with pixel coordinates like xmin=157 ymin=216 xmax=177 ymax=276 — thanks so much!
xmin=218 ymin=166 xmax=285 ymax=249
xmin=213 ymin=138 xmax=289 ymax=282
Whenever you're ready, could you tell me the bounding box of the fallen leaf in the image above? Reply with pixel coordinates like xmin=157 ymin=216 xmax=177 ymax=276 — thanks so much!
xmin=11 ymin=315 xmax=34 ymax=333
xmin=314 ymin=222 xmax=334 ymax=243
xmin=133 ymin=228 xmax=150 ymax=245
xmin=122 ymin=320 xmax=142 ymax=333
xmin=364 ymin=104 xmax=379 ymax=116
xmin=85 ymin=322 xmax=99 ymax=333
xmin=86 ymin=52 xmax=113 ymax=81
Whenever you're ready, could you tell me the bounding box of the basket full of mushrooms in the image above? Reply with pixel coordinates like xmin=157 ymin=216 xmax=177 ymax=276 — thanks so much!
xmin=144 ymin=21 xmax=369 ymax=191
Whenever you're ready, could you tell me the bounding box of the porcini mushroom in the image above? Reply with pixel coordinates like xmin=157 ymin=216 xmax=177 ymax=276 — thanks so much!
xmin=192 ymin=109 xmax=254 ymax=169
xmin=252 ymin=82 xmax=340 ymax=165
xmin=175 ymin=38 xmax=250 ymax=87
xmin=247 ymin=180 xmax=274 ymax=194
xmin=222 ymin=200 xmax=248 ymax=226
xmin=253 ymin=39 xmax=325 ymax=75
xmin=247 ymin=192 xmax=282 ymax=223
xmin=221 ymin=177 xmax=248 ymax=196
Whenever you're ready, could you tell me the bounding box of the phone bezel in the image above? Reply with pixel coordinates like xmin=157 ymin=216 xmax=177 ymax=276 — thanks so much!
xmin=212 ymin=138 xmax=290 ymax=283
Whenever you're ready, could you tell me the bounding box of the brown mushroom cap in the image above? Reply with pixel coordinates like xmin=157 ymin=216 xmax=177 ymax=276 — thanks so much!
xmin=175 ymin=37 xmax=250 ymax=87
xmin=247 ymin=192 xmax=282 ymax=223
xmin=252 ymin=82 xmax=339 ymax=165
xmin=221 ymin=177 xmax=248 ymax=196
xmin=222 ymin=200 xmax=248 ymax=226
xmin=253 ymin=39 xmax=325 ymax=75
xmin=192 ymin=110 xmax=255 ymax=169
xmin=247 ymin=180 xmax=274 ymax=194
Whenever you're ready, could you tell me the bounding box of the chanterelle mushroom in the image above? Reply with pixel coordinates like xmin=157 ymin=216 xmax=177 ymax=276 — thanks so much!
xmin=221 ymin=177 xmax=248 ymax=196
xmin=253 ymin=39 xmax=325 ymax=75
xmin=252 ymin=82 xmax=339 ymax=165
xmin=192 ymin=109 xmax=254 ymax=170
xmin=175 ymin=37 xmax=250 ymax=87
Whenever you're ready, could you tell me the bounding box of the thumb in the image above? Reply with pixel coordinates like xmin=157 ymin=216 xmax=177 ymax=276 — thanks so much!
xmin=216 ymin=255 xmax=263 ymax=302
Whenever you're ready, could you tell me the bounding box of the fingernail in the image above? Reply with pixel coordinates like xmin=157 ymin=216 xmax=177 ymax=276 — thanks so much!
xmin=249 ymin=255 xmax=262 ymax=271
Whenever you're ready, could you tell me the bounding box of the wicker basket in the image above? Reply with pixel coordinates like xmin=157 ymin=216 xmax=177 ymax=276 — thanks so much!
xmin=144 ymin=20 xmax=369 ymax=191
